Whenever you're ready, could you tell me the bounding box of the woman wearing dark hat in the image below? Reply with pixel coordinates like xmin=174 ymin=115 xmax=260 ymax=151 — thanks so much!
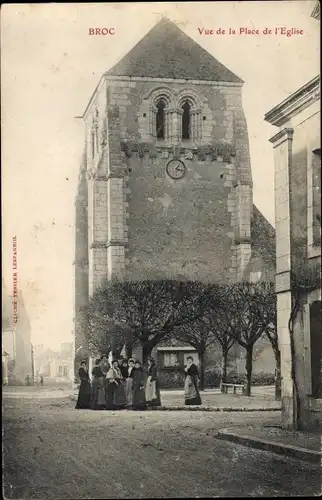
xmin=75 ymin=360 xmax=91 ymax=409
xmin=119 ymin=357 xmax=129 ymax=379
xmin=131 ymin=360 xmax=147 ymax=411
xmin=105 ymin=359 xmax=126 ymax=410
xmin=100 ymin=354 xmax=110 ymax=407
xmin=146 ymin=357 xmax=161 ymax=407
xmin=125 ymin=358 xmax=135 ymax=409
xmin=91 ymin=358 xmax=106 ymax=410
xmin=184 ymin=356 xmax=202 ymax=406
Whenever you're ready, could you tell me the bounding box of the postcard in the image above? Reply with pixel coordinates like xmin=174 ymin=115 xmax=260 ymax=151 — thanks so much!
xmin=2 ymin=2 xmax=321 ymax=499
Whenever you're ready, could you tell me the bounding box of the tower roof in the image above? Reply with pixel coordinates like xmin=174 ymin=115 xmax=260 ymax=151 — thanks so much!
xmin=105 ymin=18 xmax=243 ymax=83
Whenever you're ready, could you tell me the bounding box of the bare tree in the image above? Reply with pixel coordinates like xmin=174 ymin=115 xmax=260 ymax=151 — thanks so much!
xmin=262 ymin=287 xmax=281 ymax=401
xmin=82 ymin=279 xmax=214 ymax=366
xmin=218 ymin=281 xmax=275 ymax=396
xmin=173 ymin=320 xmax=216 ymax=390
xmin=173 ymin=284 xmax=233 ymax=389
xmin=121 ymin=280 xmax=214 ymax=365
xmin=205 ymin=311 xmax=236 ymax=385
xmin=81 ymin=281 xmax=130 ymax=358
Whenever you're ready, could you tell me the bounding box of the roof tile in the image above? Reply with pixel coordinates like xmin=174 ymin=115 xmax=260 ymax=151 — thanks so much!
xmin=105 ymin=18 xmax=243 ymax=83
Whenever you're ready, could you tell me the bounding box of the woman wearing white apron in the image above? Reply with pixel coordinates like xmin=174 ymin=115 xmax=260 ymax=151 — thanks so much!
xmin=145 ymin=357 xmax=161 ymax=407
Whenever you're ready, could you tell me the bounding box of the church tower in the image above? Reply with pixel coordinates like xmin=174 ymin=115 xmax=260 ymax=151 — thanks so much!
xmin=74 ymin=18 xmax=255 ymax=362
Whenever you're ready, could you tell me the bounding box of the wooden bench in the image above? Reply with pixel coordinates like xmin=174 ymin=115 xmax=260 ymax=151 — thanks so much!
xmin=220 ymin=382 xmax=245 ymax=395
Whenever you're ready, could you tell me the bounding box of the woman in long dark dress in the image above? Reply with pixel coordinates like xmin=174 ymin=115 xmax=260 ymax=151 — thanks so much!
xmin=100 ymin=354 xmax=110 ymax=405
xmin=91 ymin=359 xmax=106 ymax=410
xmin=106 ymin=360 xmax=126 ymax=410
xmin=125 ymin=358 xmax=135 ymax=409
xmin=75 ymin=361 xmax=91 ymax=409
xmin=184 ymin=356 xmax=202 ymax=406
xmin=145 ymin=357 xmax=161 ymax=407
xmin=131 ymin=360 xmax=147 ymax=411
xmin=120 ymin=359 xmax=129 ymax=379
xmin=119 ymin=359 xmax=128 ymax=404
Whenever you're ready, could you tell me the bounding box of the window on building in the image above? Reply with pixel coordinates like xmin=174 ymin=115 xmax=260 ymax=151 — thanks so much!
xmin=150 ymin=91 xmax=171 ymax=139
xmin=249 ymin=271 xmax=262 ymax=283
xmin=63 ymin=365 xmax=68 ymax=377
xmin=156 ymin=99 xmax=166 ymax=139
xmin=150 ymin=91 xmax=202 ymax=141
xmin=182 ymin=101 xmax=191 ymax=140
xmin=58 ymin=365 xmax=63 ymax=376
xmin=163 ymin=352 xmax=180 ymax=367
xmin=178 ymin=95 xmax=201 ymax=142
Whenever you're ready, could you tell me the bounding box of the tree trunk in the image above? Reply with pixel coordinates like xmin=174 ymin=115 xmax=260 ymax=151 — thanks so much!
xmin=142 ymin=342 xmax=153 ymax=367
xmin=273 ymin=346 xmax=281 ymax=401
xmin=125 ymin=339 xmax=134 ymax=359
xmin=111 ymin=345 xmax=122 ymax=360
xmin=221 ymin=347 xmax=228 ymax=384
xmin=199 ymin=350 xmax=206 ymax=391
xmin=245 ymin=345 xmax=254 ymax=396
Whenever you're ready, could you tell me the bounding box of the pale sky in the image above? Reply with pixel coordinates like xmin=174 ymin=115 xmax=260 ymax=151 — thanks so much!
xmin=1 ymin=1 xmax=319 ymax=350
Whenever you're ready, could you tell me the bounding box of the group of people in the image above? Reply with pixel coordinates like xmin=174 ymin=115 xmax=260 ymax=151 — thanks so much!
xmin=25 ymin=374 xmax=43 ymax=386
xmin=75 ymin=354 xmax=202 ymax=410
xmin=75 ymin=356 xmax=162 ymax=411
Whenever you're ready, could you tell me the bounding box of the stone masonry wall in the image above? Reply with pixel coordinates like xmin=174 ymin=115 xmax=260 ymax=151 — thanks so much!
xmin=104 ymin=78 xmax=252 ymax=283
xmin=74 ymin=154 xmax=89 ymax=353
xmin=289 ymin=111 xmax=321 ymax=429
xmin=271 ymin=128 xmax=294 ymax=429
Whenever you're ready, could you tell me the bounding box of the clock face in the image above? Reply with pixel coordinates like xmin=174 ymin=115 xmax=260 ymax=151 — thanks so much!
xmin=166 ymin=159 xmax=186 ymax=180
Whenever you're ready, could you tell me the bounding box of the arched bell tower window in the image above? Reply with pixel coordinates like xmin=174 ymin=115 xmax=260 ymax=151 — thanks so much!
xmin=156 ymin=99 xmax=166 ymax=139
xmin=149 ymin=89 xmax=172 ymax=140
xmin=177 ymin=93 xmax=202 ymax=142
xmin=182 ymin=101 xmax=191 ymax=140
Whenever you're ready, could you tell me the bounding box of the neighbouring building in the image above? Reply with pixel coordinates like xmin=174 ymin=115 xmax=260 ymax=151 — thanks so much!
xmin=155 ymin=346 xmax=198 ymax=388
xmin=74 ymin=17 xmax=276 ymax=381
xmin=49 ymin=342 xmax=73 ymax=381
xmin=34 ymin=342 xmax=73 ymax=382
xmin=34 ymin=346 xmax=57 ymax=377
xmin=264 ymin=4 xmax=321 ymax=430
xmin=2 ymin=280 xmax=32 ymax=384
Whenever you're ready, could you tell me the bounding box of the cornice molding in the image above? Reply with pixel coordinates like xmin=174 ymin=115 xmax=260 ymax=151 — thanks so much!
xmin=232 ymin=180 xmax=254 ymax=188
xmin=87 ymin=172 xmax=124 ymax=181
xmin=264 ymin=76 xmax=320 ymax=127
xmin=234 ymin=237 xmax=252 ymax=245
xmin=311 ymin=2 xmax=320 ymax=20
xmin=106 ymin=240 xmax=128 ymax=248
xmin=120 ymin=140 xmax=236 ymax=162
xmin=104 ymin=75 xmax=243 ymax=87
xmin=90 ymin=242 xmax=107 ymax=249
xmin=269 ymin=127 xmax=294 ymax=147
xmin=90 ymin=240 xmax=128 ymax=249
xmin=80 ymin=76 xmax=105 ymax=120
